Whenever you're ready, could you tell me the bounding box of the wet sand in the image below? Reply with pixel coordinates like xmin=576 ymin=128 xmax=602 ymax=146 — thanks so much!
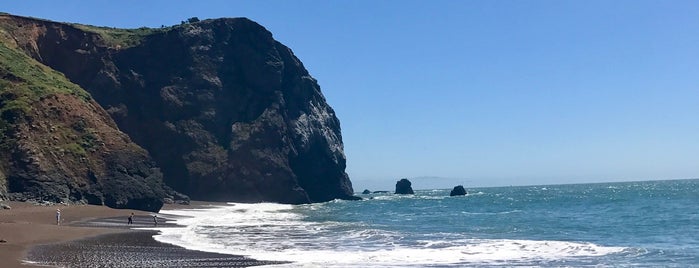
xmin=0 ymin=201 xmax=285 ymax=267
xmin=27 ymin=230 xmax=285 ymax=267
xmin=0 ymin=202 xmax=127 ymax=268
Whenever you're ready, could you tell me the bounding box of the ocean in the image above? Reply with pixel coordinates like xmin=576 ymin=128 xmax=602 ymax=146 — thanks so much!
xmin=153 ymin=179 xmax=699 ymax=267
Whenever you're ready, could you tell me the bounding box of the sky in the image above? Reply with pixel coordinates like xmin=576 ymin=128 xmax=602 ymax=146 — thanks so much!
xmin=2 ymin=1 xmax=699 ymax=190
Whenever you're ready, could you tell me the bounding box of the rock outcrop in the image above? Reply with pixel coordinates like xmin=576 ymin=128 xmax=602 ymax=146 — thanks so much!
xmin=450 ymin=185 xmax=467 ymax=196
xmin=0 ymin=35 xmax=167 ymax=211
xmin=361 ymin=189 xmax=371 ymax=194
xmin=395 ymin=178 xmax=414 ymax=195
xmin=0 ymin=14 xmax=358 ymax=205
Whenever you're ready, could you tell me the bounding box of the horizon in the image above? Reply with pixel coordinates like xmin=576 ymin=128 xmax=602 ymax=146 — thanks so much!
xmin=2 ymin=1 xmax=698 ymax=188
xmin=353 ymin=176 xmax=699 ymax=192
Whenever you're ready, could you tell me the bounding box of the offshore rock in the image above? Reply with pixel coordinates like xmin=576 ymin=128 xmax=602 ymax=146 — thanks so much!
xmin=362 ymin=189 xmax=371 ymax=194
xmin=450 ymin=185 xmax=467 ymax=196
xmin=395 ymin=178 xmax=414 ymax=195
xmin=0 ymin=14 xmax=357 ymax=205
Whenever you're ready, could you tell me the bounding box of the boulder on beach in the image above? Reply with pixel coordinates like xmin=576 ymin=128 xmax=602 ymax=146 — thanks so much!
xmin=395 ymin=178 xmax=414 ymax=195
xmin=450 ymin=185 xmax=467 ymax=196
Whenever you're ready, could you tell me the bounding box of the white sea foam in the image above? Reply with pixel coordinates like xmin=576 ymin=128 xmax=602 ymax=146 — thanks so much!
xmin=153 ymin=203 xmax=627 ymax=267
xmin=366 ymin=194 xmax=449 ymax=201
xmin=460 ymin=210 xmax=523 ymax=215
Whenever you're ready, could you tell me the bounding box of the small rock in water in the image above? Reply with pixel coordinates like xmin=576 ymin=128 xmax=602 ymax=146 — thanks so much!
xmin=395 ymin=178 xmax=415 ymax=194
xmin=1 ymin=203 xmax=11 ymax=209
xmin=362 ymin=189 xmax=371 ymax=194
xmin=450 ymin=185 xmax=467 ymax=196
xmin=0 ymin=239 xmax=7 ymax=243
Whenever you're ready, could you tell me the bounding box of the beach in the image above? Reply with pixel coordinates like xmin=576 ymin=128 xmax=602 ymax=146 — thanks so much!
xmin=0 ymin=201 xmax=282 ymax=268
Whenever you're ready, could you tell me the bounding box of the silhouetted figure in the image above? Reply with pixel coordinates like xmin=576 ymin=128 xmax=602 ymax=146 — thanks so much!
xmin=56 ymin=209 xmax=61 ymax=225
xmin=128 ymin=213 xmax=134 ymax=225
xmin=153 ymin=214 xmax=158 ymax=226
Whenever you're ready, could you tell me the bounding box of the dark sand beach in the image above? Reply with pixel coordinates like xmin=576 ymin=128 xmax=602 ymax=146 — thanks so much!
xmin=0 ymin=201 xmax=285 ymax=268
xmin=27 ymin=229 xmax=285 ymax=267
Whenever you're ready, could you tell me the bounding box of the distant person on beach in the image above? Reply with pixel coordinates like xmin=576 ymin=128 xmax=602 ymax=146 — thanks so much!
xmin=153 ymin=214 xmax=158 ymax=226
xmin=128 ymin=213 xmax=134 ymax=225
xmin=56 ymin=209 xmax=61 ymax=225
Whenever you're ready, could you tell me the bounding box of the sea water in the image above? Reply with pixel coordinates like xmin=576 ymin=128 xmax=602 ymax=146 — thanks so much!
xmin=153 ymin=179 xmax=699 ymax=267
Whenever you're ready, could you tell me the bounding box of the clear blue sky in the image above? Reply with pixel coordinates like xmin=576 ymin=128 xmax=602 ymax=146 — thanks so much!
xmin=3 ymin=1 xmax=699 ymax=190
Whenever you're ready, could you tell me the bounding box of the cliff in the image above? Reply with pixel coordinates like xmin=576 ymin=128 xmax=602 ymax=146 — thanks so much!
xmin=0 ymin=14 xmax=358 ymax=206
xmin=0 ymin=28 xmax=166 ymax=211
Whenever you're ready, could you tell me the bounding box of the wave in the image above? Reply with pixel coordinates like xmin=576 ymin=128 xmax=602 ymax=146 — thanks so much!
xmin=153 ymin=203 xmax=627 ymax=267
xmin=367 ymin=195 xmax=449 ymax=201
xmin=460 ymin=210 xmax=523 ymax=215
xmin=249 ymin=239 xmax=626 ymax=268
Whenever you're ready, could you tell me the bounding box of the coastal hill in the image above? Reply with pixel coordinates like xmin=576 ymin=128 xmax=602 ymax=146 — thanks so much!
xmin=0 ymin=14 xmax=358 ymax=211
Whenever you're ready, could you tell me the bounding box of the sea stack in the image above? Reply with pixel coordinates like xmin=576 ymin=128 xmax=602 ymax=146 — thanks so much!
xmin=450 ymin=185 xmax=467 ymax=196
xmin=395 ymin=178 xmax=414 ymax=194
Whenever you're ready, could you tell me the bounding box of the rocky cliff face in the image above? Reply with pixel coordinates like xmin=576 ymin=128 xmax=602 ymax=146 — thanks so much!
xmin=0 ymin=27 xmax=166 ymax=211
xmin=0 ymin=14 xmax=357 ymax=204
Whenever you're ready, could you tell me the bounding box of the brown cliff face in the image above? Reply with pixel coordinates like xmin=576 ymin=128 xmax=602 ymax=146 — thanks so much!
xmin=0 ymin=22 xmax=167 ymax=211
xmin=0 ymin=14 xmax=358 ymax=204
xmin=8 ymin=93 xmax=167 ymax=211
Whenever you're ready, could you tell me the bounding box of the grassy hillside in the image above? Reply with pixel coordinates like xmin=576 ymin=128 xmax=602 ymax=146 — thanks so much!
xmin=0 ymin=42 xmax=93 ymax=157
xmin=0 ymin=42 xmax=91 ymax=120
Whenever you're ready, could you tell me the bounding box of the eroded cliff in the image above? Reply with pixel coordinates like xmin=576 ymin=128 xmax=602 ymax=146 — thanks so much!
xmin=0 ymin=31 xmax=166 ymax=211
xmin=0 ymin=14 xmax=357 ymax=205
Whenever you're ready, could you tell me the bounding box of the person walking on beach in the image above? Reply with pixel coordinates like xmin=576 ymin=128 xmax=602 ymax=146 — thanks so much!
xmin=153 ymin=214 xmax=158 ymax=226
xmin=56 ymin=209 xmax=61 ymax=225
xmin=128 ymin=213 xmax=134 ymax=225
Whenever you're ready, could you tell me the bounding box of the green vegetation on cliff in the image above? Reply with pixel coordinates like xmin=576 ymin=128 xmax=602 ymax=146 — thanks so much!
xmin=0 ymin=13 xmax=356 ymax=206
xmin=0 ymin=42 xmax=91 ymax=149
xmin=71 ymin=24 xmax=164 ymax=48
xmin=0 ymin=43 xmax=90 ymax=106
xmin=0 ymin=14 xmax=176 ymax=209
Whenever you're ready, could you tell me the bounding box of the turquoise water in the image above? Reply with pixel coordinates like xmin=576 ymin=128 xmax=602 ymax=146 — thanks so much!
xmin=155 ymin=179 xmax=699 ymax=267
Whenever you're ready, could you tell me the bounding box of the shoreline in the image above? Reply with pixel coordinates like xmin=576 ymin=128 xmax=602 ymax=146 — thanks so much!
xmin=26 ymin=229 xmax=286 ymax=267
xmin=0 ymin=201 xmax=281 ymax=268
xmin=0 ymin=201 xmax=131 ymax=268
